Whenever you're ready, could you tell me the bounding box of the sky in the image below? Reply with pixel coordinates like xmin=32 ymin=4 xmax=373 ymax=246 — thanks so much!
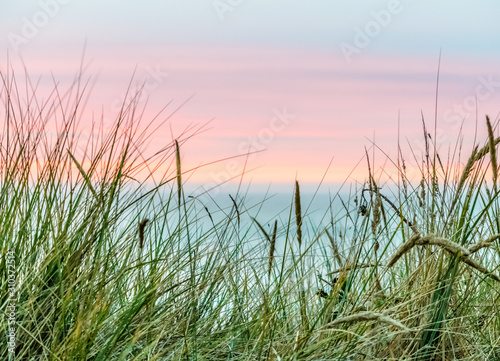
xmin=1 ymin=1 xmax=500 ymax=194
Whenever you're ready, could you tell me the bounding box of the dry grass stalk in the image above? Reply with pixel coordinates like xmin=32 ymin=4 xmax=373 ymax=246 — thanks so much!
xmin=450 ymin=125 xmax=500 ymax=210
xmin=326 ymin=230 xmax=343 ymax=267
xmin=371 ymin=192 xmax=382 ymax=234
xmin=325 ymin=311 xmax=410 ymax=331
xmin=363 ymin=188 xmax=414 ymax=227
xmin=327 ymin=263 xmax=376 ymax=275
xmin=229 ymin=194 xmax=240 ymax=229
xmin=460 ymin=257 xmax=500 ymax=282
xmin=387 ymin=233 xmax=421 ymax=268
xmin=364 ymin=147 xmax=374 ymax=191
xmin=388 ymin=233 xmax=500 ymax=282
xmin=416 ymin=235 xmax=471 ymax=256
xmin=419 ymin=177 xmax=426 ymax=208
xmin=295 ymin=180 xmax=302 ymax=248
xmin=469 ymin=234 xmax=500 ymax=254
xmin=387 ymin=233 xmax=471 ymax=268
xmin=253 ymin=218 xmax=271 ymax=244
xmin=269 ymin=220 xmax=277 ymax=278
xmin=449 ymin=147 xmax=479 ymax=213
xmin=175 ymin=139 xmax=182 ymax=205
xmin=486 ymin=116 xmax=498 ymax=190
xmin=299 ymin=284 xmax=309 ymax=331
xmin=474 ymin=133 xmax=500 ymax=162
xmin=294 ymin=181 xmax=308 ymax=334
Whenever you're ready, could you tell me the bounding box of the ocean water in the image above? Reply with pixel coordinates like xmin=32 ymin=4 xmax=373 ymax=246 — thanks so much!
xmin=182 ymin=183 xmax=357 ymax=231
xmin=123 ymin=180 xmax=412 ymax=276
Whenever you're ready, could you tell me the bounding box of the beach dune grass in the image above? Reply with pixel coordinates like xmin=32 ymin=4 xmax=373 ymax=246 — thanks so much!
xmin=1 ymin=69 xmax=500 ymax=360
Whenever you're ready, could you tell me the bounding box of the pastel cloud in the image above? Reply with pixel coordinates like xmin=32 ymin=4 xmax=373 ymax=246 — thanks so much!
xmin=1 ymin=2 xmax=500 ymax=189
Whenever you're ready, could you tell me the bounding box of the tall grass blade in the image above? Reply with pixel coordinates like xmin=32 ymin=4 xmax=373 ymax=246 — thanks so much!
xmin=68 ymin=149 xmax=98 ymax=200
xmin=486 ymin=115 xmax=498 ymax=191
xmin=175 ymin=139 xmax=182 ymax=206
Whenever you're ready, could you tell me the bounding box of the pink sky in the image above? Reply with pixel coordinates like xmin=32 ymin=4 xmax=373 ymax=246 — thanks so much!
xmin=2 ymin=2 xmax=500 ymax=192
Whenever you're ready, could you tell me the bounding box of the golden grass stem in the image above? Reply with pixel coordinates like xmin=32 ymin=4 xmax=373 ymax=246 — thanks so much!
xmin=388 ymin=233 xmax=500 ymax=282
xmin=469 ymin=234 xmax=500 ymax=254
xmin=325 ymin=311 xmax=409 ymax=331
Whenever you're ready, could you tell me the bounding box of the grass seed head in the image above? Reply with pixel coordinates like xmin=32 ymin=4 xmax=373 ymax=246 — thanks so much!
xmin=138 ymin=218 xmax=149 ymax=248
xmin=295 ymin=180 xmax=303 ymax=248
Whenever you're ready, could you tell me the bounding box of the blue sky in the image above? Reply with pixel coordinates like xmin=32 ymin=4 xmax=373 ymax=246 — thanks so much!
xmin=3 ymin=1 xmax=500 ymax=53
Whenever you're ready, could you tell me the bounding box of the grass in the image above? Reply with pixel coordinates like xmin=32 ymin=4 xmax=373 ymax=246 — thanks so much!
xmin=1 ymin=69 xmax=500 ymax=360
